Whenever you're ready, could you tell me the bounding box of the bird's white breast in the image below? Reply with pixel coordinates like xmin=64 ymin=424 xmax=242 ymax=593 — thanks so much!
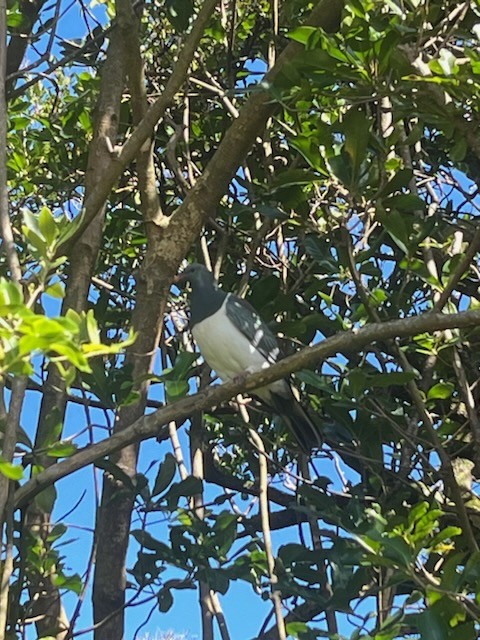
xmin=192 ymin=297 xmax=272 ymax=383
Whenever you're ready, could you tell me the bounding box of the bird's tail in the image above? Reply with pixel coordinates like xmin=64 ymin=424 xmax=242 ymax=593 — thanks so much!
xmin=267 ymin=390 xmax=322 ymax=453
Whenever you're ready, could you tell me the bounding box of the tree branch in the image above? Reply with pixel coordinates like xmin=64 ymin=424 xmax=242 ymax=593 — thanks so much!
xmin=91 ymin=1 xmax=168 ymax=634
xmin=248 ymin=427 xmax=286 ymax=640
xmin=433 ymin=226 xmax=480 ymax=312
xmin=5 ymin=0 xmax=48 ymax=95
xmin=15 ymin=307 xmax=480 ymax=507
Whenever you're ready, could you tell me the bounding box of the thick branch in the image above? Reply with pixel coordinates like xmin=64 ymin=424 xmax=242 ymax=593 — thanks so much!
xmin=5 ymin=0 xmax=48 ymax=95
xmin=91 ymin=2 xmax=167 ymax=635
xmin=15 ymin=308 xmax=480 ymax=507
xmin=0 ymin=7 xmax=28 ymax=638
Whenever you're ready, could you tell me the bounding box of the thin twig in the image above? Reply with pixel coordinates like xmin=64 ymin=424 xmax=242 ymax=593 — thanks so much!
xmin=0 ymin=490 xmax=14 ymax=639
xmin=190 ymin=409 xmax=214 ymax=640
xmin=433 ymin=227 xmax=480 ymax=312
xmin=189 ymin=368 xmax=230 ymax=639
xmin=248 ymin=424 xmax=286 ymax=640
xmin=298 ymin=456 xmax=338 ymax=634
xmin=237 ymin=395 xmax=286 ymax=640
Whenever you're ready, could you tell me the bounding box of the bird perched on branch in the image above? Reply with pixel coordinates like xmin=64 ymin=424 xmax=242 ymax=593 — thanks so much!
xmin=174 ymin=263 xmax=321 ymax=451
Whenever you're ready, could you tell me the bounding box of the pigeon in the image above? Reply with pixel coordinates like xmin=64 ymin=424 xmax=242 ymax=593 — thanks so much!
xmin=174 ymin=263 xmax=320 ymax=451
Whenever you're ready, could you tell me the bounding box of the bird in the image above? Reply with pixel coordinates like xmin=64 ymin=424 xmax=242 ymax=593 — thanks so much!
xmin=174 ymin=263 xmax=321 ymax=451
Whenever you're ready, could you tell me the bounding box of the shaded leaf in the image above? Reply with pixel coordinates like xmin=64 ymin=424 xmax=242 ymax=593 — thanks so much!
xmin=152 ymin=453 xmax=177 ymax=497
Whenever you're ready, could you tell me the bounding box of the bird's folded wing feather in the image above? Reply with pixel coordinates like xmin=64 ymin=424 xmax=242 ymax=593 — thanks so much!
xmin=225 ymin=295 xmax=280 ymax=365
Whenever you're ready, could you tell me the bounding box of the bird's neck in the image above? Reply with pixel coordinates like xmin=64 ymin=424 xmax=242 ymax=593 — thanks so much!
xmin=190 ymin=286 xmax=226 ymax=327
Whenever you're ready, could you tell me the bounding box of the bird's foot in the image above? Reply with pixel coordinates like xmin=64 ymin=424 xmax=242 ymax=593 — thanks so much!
xmin=232 ymin=367 xmax=255 ymax=384
xmin=232 ymin=372 xmax=248 ymax=385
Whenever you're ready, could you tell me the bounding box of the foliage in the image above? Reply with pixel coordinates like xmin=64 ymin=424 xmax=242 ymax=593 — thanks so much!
xmin=1 ymin=0 xmax=480 ymax=639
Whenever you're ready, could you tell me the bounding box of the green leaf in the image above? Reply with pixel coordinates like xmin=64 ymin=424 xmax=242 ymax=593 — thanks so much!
xmin=152 ymin=453 xmax=177 ymax=497
xmin=329 ymin=150 xmax=354 ymax=188
xmin=85 ymin=309 xmax=100 ymax=345
xmin=166 ymin=476 xmax=203 ymax=508
xmin=368 ymin=371 xmax=417 ymax=388
xmin=285 ymin=621 xmax=310 ymax=638
xmin=415 ymin=608 xmax=449 ymax=640
xmin=23 ymin=208 xmax=42 ymax=235
xmin=386 ymin=193 xmax=426 ymax=212
xmin=290 ymin=135 xmax=327 ymax=174
xmin=166 ymin=0 xmax=193 ymax=31
xmin=95 ymin=459 xmax=135 ymax=489
xmin=23 ymin=226 xmax=48 ymax=257
xmin=47 ymin=523 xmax=67 ymax=542
xmin=287 ymin=26 xmax=318 ymax=46
xmin=7 ymin=7 xmax=23 ymax=27
xmin=213 ymin=512 xmax=238 ymax=555
xmin=342 ymin=107 xmax=371 ymax=183
xmin=53 ymin=572 xmax=83 ymax=595
xmin=0 ymin=278 xmax=23 ymax=306
xmin=429 ymin=526 xmax=462 ymax=549
xmin=450 ymin=137 xmax=467 ymax=162
xmin=165 ymin=380 xmax=189 ymax=400
xmin=270 ymin=168 xmax=319 ymax=190
xmin=38 ymin=207 xmax=58 ymax=245
xmin=45 ymin=441 xmax=77 ymax=458
xmin=78 ymin=110 xmax=92 ymax=132
xmin=462 ymin=551 xmax=480 ymax=583
xmin=381 ymin=536 xmax=412 ymax=567
xmin=295 ymin=370 xmax=332 ymax=392
xmin=279 ymin=543 xmax=310 ymax=563
xmin=35 ymin=484 xmax=57 ymax=512
xmin=169 ymin=351 xmax=198 ymax=380
xmin=427 ymin=382 xmax=454 ymax=400
xmin=45 ymin=282 xmax=65 ymax=298
xmin=56 ymin=210 xmax=86 ymax=247
xmin=0 ymin=460 xmax=23 ymax=480
xmin=132 ymin=530 xmax=170 ymax=552
xmin=376 ymin=206 xmax=411 ymax=254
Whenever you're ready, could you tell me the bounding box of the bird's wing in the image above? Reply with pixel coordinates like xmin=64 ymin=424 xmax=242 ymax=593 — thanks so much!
xmin=225 ymin=294 xmax=280 ymax=364
xmin=226 ymin=295 xmax=322 ymax=451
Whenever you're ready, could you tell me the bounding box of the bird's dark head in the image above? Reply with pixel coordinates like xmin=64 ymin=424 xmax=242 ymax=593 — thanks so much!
xmin=174 ymin=263 xmax=216 ymax=291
